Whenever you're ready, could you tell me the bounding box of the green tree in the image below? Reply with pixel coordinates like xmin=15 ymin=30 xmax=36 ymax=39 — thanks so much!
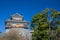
xmin=50 ymin=10 xmax=60 ymax=40
xmin=31 ymin=8 xmax=50 ymax=40
xmin=30 ymin=8 xmax=60 ymax=40
xmin=51 ymin=9 xmax=60 ymax=29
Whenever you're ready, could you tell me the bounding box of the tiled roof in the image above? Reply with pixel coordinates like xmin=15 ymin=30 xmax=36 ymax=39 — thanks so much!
xmin=6 ymin=19 xmax=28 ymax=23
xmin=11 ymin=13 xmax=23 ymax=17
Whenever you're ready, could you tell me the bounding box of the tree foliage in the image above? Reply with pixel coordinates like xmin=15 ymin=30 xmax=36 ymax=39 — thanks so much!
xmin=30 ymin=8 xmax=60 ymax=40
xmin=31 ymin=8 xmax=50 ymax=40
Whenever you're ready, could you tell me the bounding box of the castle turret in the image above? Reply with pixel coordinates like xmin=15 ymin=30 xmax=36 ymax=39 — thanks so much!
xmin=5 ymin=13 xmax=28 ymax=29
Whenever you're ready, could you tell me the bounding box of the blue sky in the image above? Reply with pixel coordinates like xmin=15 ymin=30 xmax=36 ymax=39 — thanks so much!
xmin=0 ymin=0 xmax=60 ymax=32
